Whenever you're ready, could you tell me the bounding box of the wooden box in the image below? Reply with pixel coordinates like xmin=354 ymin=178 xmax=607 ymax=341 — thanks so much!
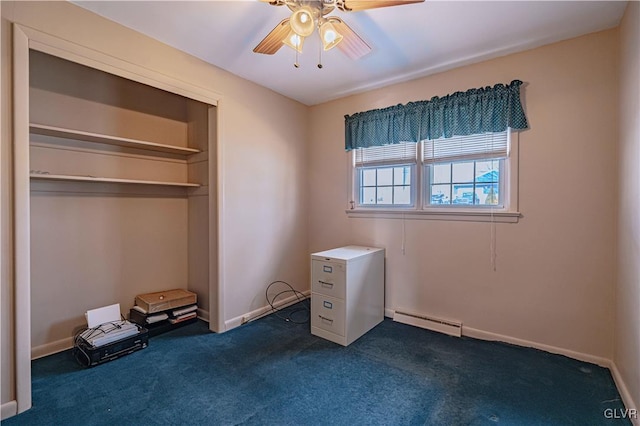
xmin=135 ymin=289 xmax=197 ymax=313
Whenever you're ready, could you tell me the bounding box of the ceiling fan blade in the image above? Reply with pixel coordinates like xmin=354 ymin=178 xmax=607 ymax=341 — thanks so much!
xmin=253 ymin=18 xmax=291 ymax=55
xmin=337 ymin=0 xmax=424 ymax=12
xmin=329 ymin=18 xmax=372 ymax=60
xmin=260 ymin=0 xmax=286 ymax=5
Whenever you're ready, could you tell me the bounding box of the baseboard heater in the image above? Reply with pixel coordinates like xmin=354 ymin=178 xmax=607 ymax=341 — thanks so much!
xmin=393 ymin=309 xmax=462 ymax=337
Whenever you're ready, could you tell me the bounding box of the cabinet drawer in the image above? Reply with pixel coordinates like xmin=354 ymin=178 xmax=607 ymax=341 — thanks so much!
xmin=311 ymin=260 xmax=346 ymax=299
xmin=311 ymin=295 xmax=345 ymax=336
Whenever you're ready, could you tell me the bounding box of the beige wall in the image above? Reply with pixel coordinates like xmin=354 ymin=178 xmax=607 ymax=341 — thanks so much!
xmin=616 ymin=0 xmax=640 ymax=412
xmin=309 ymin=29 xmax=619 ymax=361
xmin=1 ymin=0 xmax=308 ymax=407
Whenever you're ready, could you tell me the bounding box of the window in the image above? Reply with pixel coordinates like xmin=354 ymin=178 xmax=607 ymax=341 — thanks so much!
xmin=351 ymin=131 xmax=518 ymax=221
xmin=354 ymin=142 xmax=417 ymax=208
xmin=423 ymin=132 xmax=508 ymax=208
xmin=359 ymin=166 xmax=413 ymax=206
xmin=428 ymin=160 xmax=502 ymax=206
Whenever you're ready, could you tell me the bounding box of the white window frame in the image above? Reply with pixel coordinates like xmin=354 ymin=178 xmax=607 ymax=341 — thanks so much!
xmin=424 ymin=158 xmax=506 ymax=209
xmin=347 ymin=131 xmax=521 ymax=223
xmin=351 ymin=141 xmax=419 ymax=210
xmin=355 ymin=164 xmax=417 ymax=209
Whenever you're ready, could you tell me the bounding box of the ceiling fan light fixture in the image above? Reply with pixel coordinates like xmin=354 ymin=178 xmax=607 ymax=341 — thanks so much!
xmin=290 ymin=6 xmax=316 ymax=37
xmin=256 ymin=0 xmax=414 ymax=62
xmin=282 ymin=29 xmax=305 ymax=53
xmin=320 ymin=21 xmax=343 ymax=51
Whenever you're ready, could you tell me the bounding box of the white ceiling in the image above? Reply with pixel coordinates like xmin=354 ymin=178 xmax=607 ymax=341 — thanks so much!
xmin=73 ymin=1 xmax=627 ymax=106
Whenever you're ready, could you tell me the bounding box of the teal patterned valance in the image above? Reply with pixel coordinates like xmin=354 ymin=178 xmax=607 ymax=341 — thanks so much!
xmin=344 ymin=80 xmax=528 ymax=151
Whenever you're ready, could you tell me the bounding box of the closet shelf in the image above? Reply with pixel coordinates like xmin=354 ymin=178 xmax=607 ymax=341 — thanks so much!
xmin=30 ymin=173 xmax=200 ymax=187
xmin=30 ymin=123 xmax=201 ymax=155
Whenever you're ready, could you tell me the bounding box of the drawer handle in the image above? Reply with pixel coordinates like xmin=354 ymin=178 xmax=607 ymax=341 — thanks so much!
xmin=318 ymin=315 xmax=333 ymax=323
xmin=318 ymin=280 xmax=333 ymax=288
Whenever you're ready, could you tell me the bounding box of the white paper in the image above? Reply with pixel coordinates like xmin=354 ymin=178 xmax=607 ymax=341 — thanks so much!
xmin=86 ymin=303 xmax=121 ymax=328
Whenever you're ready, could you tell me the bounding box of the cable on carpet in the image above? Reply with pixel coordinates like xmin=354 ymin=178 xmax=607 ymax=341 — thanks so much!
xmin=265 ymin=280 xmax=310 ymax=324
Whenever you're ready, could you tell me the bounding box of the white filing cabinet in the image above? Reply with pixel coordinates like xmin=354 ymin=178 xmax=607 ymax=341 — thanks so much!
xmin=310 ymin=245 xmax=385 ymax=346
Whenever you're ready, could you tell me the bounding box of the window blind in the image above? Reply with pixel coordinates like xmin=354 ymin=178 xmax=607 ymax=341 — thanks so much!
xmin=355 ymin=142 xmax=417 ymax=167
xmin=423 ymin=131 xmax=509 ymax=164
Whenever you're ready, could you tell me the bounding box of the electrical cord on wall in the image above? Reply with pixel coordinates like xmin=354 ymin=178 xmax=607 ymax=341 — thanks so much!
xmin=265 ymin=280 xmax=310 ymax=324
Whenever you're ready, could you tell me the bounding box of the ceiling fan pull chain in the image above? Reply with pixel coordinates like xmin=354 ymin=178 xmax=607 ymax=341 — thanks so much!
xmin=318 ymin=35 xmax=323 ymax=69
xmin=294 ymin=48 xmax=300 ymax=68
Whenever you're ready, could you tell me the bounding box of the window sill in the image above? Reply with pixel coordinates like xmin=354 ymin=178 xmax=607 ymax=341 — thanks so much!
xmin=345 ymin=208 xmax=521 ymax=223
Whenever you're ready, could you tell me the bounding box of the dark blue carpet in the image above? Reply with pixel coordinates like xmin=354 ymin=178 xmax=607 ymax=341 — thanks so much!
xmin=4 ymin=304 xmax=630 ymax=425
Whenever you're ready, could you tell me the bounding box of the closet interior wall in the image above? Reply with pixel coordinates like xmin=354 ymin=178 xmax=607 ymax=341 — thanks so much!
xmin=28 ymin=50 xmax=214 ymax=356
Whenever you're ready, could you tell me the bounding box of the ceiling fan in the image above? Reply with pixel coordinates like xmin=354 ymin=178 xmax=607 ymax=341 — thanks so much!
xmin=253 ymin=0 xmax=424 ymax=67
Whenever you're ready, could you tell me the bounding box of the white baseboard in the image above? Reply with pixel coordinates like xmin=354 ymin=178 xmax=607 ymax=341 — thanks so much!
xmin=197 ymin=308 xmax=210 ymax=322
xmin=387 ymin=309 xmax=610 ymax=366
xmin=31 ymin=337 xmax=74 ymax=360
xmin=1 ymin=400 xmax=17 ymax=420
xmin=462 ymin=326 xmax=610 ymax=367
xmin=32 ymin=311 xmax=212 ymax=359
xmin=609 ymin=361 xmax=640 ymax=426
xmin=225 ymin=290 xmax=310 ymax=331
